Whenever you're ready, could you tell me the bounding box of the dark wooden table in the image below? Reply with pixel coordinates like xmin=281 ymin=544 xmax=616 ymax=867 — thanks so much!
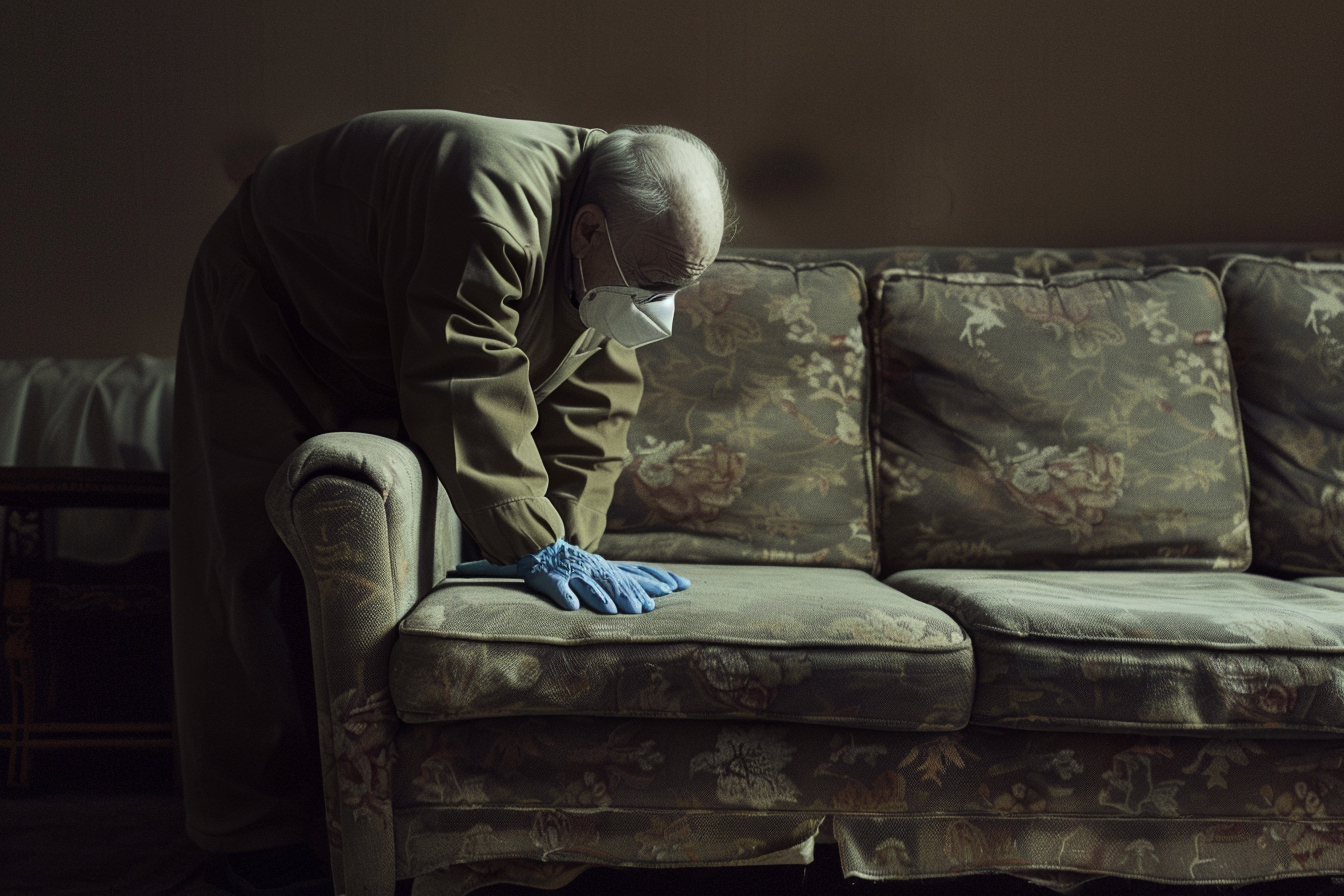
xmin=1 ymin=467 xmax=173 ymax=788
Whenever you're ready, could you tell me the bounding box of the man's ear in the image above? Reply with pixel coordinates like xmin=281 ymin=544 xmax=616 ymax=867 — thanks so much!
xmin=570 ymin=204 xmax=605 ymax=259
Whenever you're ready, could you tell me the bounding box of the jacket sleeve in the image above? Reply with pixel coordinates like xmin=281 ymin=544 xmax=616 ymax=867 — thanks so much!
xmin=533 ymin=339 xmax=644 ymax=551
xmin=394 ymin=219 xmax=567 ymax=564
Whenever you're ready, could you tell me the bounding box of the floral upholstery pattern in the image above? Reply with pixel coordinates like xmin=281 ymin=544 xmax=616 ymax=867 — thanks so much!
xmin=390 ymin=716 xmax=1344 ymax=887
xmin=598 ymin=258 xmax=877 ymax=572
xmin=874 ymin=266 xmax=1251 ymax=574
xmin=265 ymin=243 xmax=1344 ymax=896
xmin=888 ymin=569 xmax=1344 ymax=735
xmin=390 ymin=564 xmax=972 ymax=730
xmin=1223 ymin=257 xmax=1344 ymax=576
xmin=267 ymin=433 xmax=460 ymax=896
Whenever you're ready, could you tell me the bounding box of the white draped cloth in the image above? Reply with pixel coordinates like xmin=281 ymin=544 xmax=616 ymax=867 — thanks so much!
xmin=0 ymin=354 xmax=174 ymax=563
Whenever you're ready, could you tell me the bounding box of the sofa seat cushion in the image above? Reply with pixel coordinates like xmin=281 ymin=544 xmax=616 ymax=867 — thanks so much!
xmin=888 ymin=569 xmax=1344 ymax=735
xmin=874 ymin=266 xmax=1251 ymax=575
xmin=390 ymin=563 xmax=973 ymax=730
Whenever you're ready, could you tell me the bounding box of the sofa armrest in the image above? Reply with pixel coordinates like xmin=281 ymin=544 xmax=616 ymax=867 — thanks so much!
xmin=266 ymin=432 xmax=460 ymax=896
xmin=267 ymin=432 xmax=461 ymax=605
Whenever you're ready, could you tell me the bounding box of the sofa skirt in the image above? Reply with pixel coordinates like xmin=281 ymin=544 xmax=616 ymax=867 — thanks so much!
xmin=388 ymin=717 xmax=1344 ymax=893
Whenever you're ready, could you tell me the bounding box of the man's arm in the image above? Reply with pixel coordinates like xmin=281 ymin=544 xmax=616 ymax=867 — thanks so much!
xmin=533 ymin=338 xmax=644 ymax=550
xmin=394 ymin=221 xmax=569 ymax=565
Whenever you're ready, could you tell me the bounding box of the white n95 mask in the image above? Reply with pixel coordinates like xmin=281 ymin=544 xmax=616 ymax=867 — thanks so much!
xmin=576 ymin=225 xmax=678 ymax=349
xmin=579 ymin=287 xmax=676 ymax=349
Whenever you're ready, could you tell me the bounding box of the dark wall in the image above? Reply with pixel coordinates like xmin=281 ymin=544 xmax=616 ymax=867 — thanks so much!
xmin=2 ymin=0 xmax=1341 ymax=359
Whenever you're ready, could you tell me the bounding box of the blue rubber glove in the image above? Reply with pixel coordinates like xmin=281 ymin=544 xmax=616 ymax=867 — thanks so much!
xmin=517 ymin=541 xmax=653 ymax=614
xmin=611 ymin=562 xmax=692 ymax=594
xmin=455 ymin=555 xmax=690 ymax=604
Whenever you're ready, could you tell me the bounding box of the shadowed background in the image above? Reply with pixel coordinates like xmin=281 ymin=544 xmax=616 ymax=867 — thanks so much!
xmin=2 ymin=0 xmax=1341 ymax=359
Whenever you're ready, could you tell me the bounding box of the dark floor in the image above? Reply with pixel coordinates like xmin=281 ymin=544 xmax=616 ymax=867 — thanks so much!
xmin=2 ymin=752 xmax=1342 ymax=896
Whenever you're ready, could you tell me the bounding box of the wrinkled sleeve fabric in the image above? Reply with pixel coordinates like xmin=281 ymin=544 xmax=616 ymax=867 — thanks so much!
xmin=393 ymin=219 xmax=567 ymax=564
xmin=533 ymin=341 xmax=644 ymax=551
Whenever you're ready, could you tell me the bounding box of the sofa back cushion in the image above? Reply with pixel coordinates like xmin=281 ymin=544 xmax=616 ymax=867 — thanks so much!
xmin=1223 ymin=256 xmax=1344 ymax=576
xmin=874 ymin=266 xmax=1251 ymax=574
xmin=598 ymin=257 xmax=878 ymax=572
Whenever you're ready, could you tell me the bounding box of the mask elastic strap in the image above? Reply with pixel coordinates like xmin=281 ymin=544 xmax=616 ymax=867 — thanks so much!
xmin=604 ymin=225 xmax=630 ymax=287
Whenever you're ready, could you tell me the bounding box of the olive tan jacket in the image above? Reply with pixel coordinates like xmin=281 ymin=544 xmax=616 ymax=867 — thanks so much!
xmin=241 ymin=109 xmax=642 ymax=563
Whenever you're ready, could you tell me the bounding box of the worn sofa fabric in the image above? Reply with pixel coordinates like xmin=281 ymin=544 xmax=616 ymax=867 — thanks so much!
xmin=390 ymin=564 xmax=972 ymax=728
xmin=875 ymin=267 xmax=1251 ymax=574
xmin=830 ymin=724 xmax=1344 ymax=882
xmin=598 ymin=258 xmax=877 ymax=571
xmin=1223 ymin=257 xmax=1344 ymax=576
xmin=266 ymin=432 xmax=460 ymax=896
xmin=386 ymin=716 xmax=1344 ymax=885
xmin=888 ymin=569 xmax=1344 ymax=735
xmin=264 ymin=243 xmax=1344 ymax=895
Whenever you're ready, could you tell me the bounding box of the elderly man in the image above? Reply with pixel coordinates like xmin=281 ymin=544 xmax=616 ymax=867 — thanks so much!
xmin=171 ymin=109 xmax=728 ymax=894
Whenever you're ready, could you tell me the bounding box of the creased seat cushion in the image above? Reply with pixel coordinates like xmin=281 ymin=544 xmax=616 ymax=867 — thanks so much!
xmin=391 ymin=564 xmax=972 ymax=731
xmin=888 ymin=569 xmax=1344 ymax=735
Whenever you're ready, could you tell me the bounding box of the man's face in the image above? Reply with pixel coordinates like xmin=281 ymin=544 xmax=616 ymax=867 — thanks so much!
xmin=571 ymin=205 xmax=716 ymax=348
xmin=570 ymin=204 xmax=712 ymax=297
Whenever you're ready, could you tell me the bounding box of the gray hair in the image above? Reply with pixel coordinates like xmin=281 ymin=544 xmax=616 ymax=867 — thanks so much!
xmin=582 ymin=125 xmax=735 ymax=244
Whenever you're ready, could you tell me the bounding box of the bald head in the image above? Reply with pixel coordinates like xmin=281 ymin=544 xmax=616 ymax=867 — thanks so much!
xmin=580 ymin=126 xmax=731 ymax=286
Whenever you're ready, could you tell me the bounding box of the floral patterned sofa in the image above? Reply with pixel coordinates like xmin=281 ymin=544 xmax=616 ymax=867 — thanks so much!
xmin=267 ymin=243 xmax=1344 ymax=896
